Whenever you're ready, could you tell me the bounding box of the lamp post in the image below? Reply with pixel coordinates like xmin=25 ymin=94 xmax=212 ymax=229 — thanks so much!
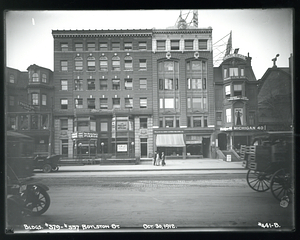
xmin=101 ymin=142 xmax=104 ymax=161
xmin=78 ymin=142 xmax=82 ymax=163
xmin=131 ymin=141 xmax=135 ymax=158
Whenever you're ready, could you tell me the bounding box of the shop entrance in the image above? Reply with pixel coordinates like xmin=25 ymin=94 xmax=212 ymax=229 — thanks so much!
xmin=218 ymin=133 xmax=227 ymax=150
xmin=202 ymin=137 xmax=210 ymax=158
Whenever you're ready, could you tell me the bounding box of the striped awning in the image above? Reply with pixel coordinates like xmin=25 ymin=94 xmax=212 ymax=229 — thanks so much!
xmin=156 ymin=134 xmax=185 ymax=147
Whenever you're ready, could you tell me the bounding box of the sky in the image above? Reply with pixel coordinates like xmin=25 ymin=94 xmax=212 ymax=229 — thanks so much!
xmin=5 ymin=9 xmax=293 ymax=79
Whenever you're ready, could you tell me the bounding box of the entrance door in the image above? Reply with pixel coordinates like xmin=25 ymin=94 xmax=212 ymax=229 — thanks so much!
xmin=140 ymin=138 xmax=147 ymax=157
xmin=202 ymin=137 xmax=210 ymax=158
xmin=218 ymin=133 xmax=227 ymax=150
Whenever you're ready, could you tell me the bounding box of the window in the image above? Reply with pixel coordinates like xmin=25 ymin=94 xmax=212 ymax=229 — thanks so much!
xmin=99 ymin=56 xmax=108 ymax=71
xmin=124 ymin=56 xmax=133 ymax=70
xmin=87 ymin=57 xmax=96 ymax=71
xmin=74 ymin=79 xmax=83 ymax=90
xmin=159 ymin=98 xmax=163 ymax=109
xmin=8 ymin=116 xmax=17 ymax=130
xmin=100 ymin=98 xmax=108 ymax=109
xmin=241 ymin=68 xmax=245 ymax=77
xmin=140 ymin=118 xmax=147 ymax=129
xmin=124 ymin=42 xmax=132 ymax=50
xmin=33 ymin=73 xmax=39 ymax=82
xmin=112 ymin=56 xmax=120 ymax=71
xmin=184 ymin=40 xmax=194 ymax=50
xmin=164 ymin=98 xmax=174 ymax=109
xmin=61 ymin=61 xmax=68 ymax=71
xmin=125 ymin=79 xmax=133 ymax=90
xmin=171 ymin=40 xmax=180 ymax=50
xmin=61 ymin=80 xmax=68 ymax=90
xmin=99 ymin=79 xmax=108 ymax=90
xmin=61 ymin=119 xmax=68 ymax=130
xmin=193 ymin=117 xmax=202 ymax=127
xmin=216 ymin=112 xmax=222 ymax=125
xmin=87 ymin=98 xmax=95 ymax=109
xmin=139 ymin=78 xmax=147 ymax=90
xmin=42 ymin=94 xmax=47 ymax=106
xmin=249 ymin=112 xmax=255 ymax=125
xmin=61 ymin=139 xmax=68 ymax=156
xmin=20 ymin=115 xmax=29 ymax=130
xmin=41 ymin=114 xmax=49 ymax=129
xmin=140 ymin=98 xmax=147 ymax=108
xmin=97 ymin=122 xmax=107 ymax=133
xmin=9 ymin=75 xmax=15 ymax=83
xmin=164 ymin=78 xmax=173 ymax=90
xmin=42 ymin=74 xmax=47 ymax=83
xmin=87 ymin=79 xmax=96 ymax=90
xmin=113 ymin=98 xmax=120 ymax=108
xmin=187 ymin=116 xmax=191 ymax=127
xmin=203 ymin=97 xmax=207 ymax=109
xmin=175 ymin=97 xmax=179 ymax=109
xmin=176 ymin=117 xmax=180 ymax=127
xmin=159 ymin=118 xmax=163 ymax=127
xmin=112 ymin=79 xmax=120 ymax=90
xmin=198 ymin=40 xmax=207 ymax=50
xmin=87 ymin=42 xmax=95 ymax=51
xmin=157 ymin=40 xmax=166 ymax=50
xmin=31 ymin=115 xmax=39 ymax=129
xmin=191 ymin=61 xmax=201 ymax=70
xmin=112 ymin=42 xmax=120 ymax=51
xmin=125 ymin=98 xmax=133 ymax=108
xmin=90 ymin=121 xmax=96 ymax=131
xmin=60 ymin=43 xmax=68 ymax=51
xmin=9 ymin=96 xmax=14 ymax=106
xmin=75 ymin=43 xmax=83 ymax=51
xmin=75 ymin=57 xmax=83 ymax=71
xmin=61 ymin=99 xmax=68 ymax=109
xmin=233 ymin=84 xmax=242 ymax=96
xmin=192 ymin=79 xmax=202 ymax=89
xmin=139 ymin=42 xmax=147 ymax=50
xmin=226 ymin=108 xmax=232 ymax=123
xmin=204 ymin=116 xmax=208 ymax=127
xmin=229 ymin=68 xmax=238 ymax=77
xmin=187 ymin=98 xmax=191 ymax=108
xmin=78 ymin=121 xmax=89 ymax=132
xmin=32 ymin=93 xmax=39 ymax=105
xmin=99 ymin=42 xmax=108 ymax=51
xmin=159 ymin=78 xmax=178 ymax=90
xmin=192 ymin=98 xmax=202 ymax=109
xmin=139 ymin=59 xmax=147 ymax=70
xmin=225 ymin=85 xmax=231 ymax=97
xmin=75 ymin=98 xmax=83 ymax=108
xmin=224 ymin=68 xmax=228 ymax=79
xmin=165 ymin=117 xmax=174 ymax=128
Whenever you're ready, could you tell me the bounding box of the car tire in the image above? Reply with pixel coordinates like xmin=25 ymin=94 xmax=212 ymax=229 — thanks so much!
xmin=42 ymin=164 xmax=52 ymax=173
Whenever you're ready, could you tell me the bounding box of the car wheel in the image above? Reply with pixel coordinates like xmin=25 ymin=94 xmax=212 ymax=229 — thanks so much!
xmin=42 ymin=164 xmax=52 ymax=173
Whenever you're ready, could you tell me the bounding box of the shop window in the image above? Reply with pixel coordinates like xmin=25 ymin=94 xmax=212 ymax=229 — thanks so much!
xmin=184 ymin=40 xmax=193 ymax=50
xmin=99 ymin=56 xmax=108 ymax=71
xmin=140 ymin=98 xmax=147 ymax=108
xmin=75 ymin=43 xmax=83 ymax=51
xmin=112 ymin=42 xmax=120 ymax=51
xmin=165 ymin=117 xmax=174 ymax=128
xmin=140 ymin=118 xmax=147 ymax=129
xmin=75 ymin=57 xmax=83 ymax=71
xmin=75 ymin=98 xmax=83 ymax=108
xmin=171 ymin=40 xmax=180 ymax=50
xmin=198 ymin=39 xmax=207 ymax=50
xmin=139 ymin=42 xmax=147 ymax=50
xmin=164 ymin=98 xmax=174 ymax=109
xmin=61 ymin=80 xmax=68 ymax=90
xmin=31 ymin=114 xmax=39 ymax=129
xmin=112 ymin=79 xmax=120 ymax=90
xmin=61 ymin=61 xmax=68 ymax=71
xmin=32 ymin=93 xmax=39 ymax=105
xmin=139 ymin=59 xmax=147 ymax=70
xmin=125 ymin=98 xmax=133 ymax=108
xmin=226 ymin=108 xmax=232 ymax=123
xmin=112 ymin=56 xmax=120 ymax=71
xmin=42 ymin=74 xmax=47 ymax=83
xmin=20 ymin=115 xmax=29 ymax=130
xmin=87 ymin=79 xmax=96 ymax=90
xmin=42 ymin=94 xmax=47 ymax=106
xmin=60 ymin=43 xmax=68 ymax=51
xmin=113 ymin=98 xmax=120 ymax=108
xmin=233 ymin=84 xmax=242 ymax=96
xmin=8 ymin=116 xmax=17 ymax=130
xmin=87 ymin=42 xmax=95 ymax=51
xmin=193 ymin=116 xmax=202 ymax=127
xmin=87 ymin=98 xmax=95 ymax=109
xmin=99 ymin=42 xmax=108 ymax=51
xmin=100 ymin=98 xmax=108 ymax=109
xmin=74 ymin=79 xmax=83 ymax=90
xmin=100 ymin=79 xmax=107 ymax=90
xmin=87 ymin=57 xmax=96 ymax=71
xmin=9 ymin=75 xmax=15 ymax=83
xmin=32 ymin=73 xmax=39 ymax=82
xmin=124 ymin=42 xmax=132 ymax=50
xmin=41 ymin=114 xmax=49 ymax=129
xmin=157 ymin=40 xmax=166 ymax=50
xmin=139 ymin=78 xmax=147 ymax=90
xmin=61 ymin=139 xmax=68 ymax=156
xmin=124 ymin=56 xmax=133 ymax=70
xmin=61 ymin=99 xmax=68 ymax=109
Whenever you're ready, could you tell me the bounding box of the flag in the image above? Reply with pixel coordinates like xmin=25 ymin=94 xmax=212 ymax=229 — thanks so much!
xmin=225 ymin=31 xmax=232 ymax=56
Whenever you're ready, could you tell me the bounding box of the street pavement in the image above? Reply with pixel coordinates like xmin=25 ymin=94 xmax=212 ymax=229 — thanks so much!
xmin=57 ymin=158 xmax=246 ymax=172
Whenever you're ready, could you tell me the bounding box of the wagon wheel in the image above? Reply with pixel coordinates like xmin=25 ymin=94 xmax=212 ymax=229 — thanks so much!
xmin=246 ymin=169 xmax=270 ymax=192
xmin=270 ymin=168 xmax=293 ymax=201
xmin=42 ymin=164 xmax=52 ymax=173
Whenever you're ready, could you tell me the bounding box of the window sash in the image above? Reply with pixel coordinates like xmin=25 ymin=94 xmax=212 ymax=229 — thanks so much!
xmin=112 ymin=60 xmax=120 ymax=70
xmin=61 ymin=61 xmax=68 ymax=71
xmin=32 ymin=73 xmax=39 ymax=82
xmin=75 ymin=99 xmax=83 ymax=108
xmin=139 ymin=60 xmax=147 ymax=70
xmin=100 ymin=80 xmax=107 ymax=90
xmin=112 ymin=79 xmax=120 ymax=90
xmin=140 ymin=118 xmax=147 ymax=128
xmin=87 ymin=80 xmax=95 ymax=90
xmin=100 ymin=60 xmax=108 ymax=70
xmin=100 ymin=98 xmax=108 ymax=109
xmin=42 ymin=95 xmax=47 ymax=105
xmin=99 ymin=43 xmax=108 ymax=51
xmin=225 ymin=85 xmax=231 ymax=96
xmin=171 ymin=40 xmax=180 ymax=50
xmin=125 ymin=79 xmax=133 ymax=90
xmin=157 ymin=40 xmax=166 ymax=50
xmin=61 ymin=119 xmax=68 ymax=130
xmin=164 ymin=78 xmax=173 ymax=90
xmin=125 ymin=98 xmax=133 ymax=108
xmin=42 ymin=74 xmax=47 ymax=83
xmin=61 ymin=43 xmax=68 ymax=51
xmin=87 ymin=99 xmax=95 ymax=108
xmin=193 ymin=117 xmax=202 ymax=127
xmin=165 ymin=117 xmax=174 ymax=127
xmin=74 ymin=80 xmax=83 ymax=90
xmin=112 ymin=42 xmax=120 ymax=50
xmin=139 ymin=79 xmax=147 ymax=89
xmin=185 ymin=40 xmax=193 ymax=50
xmin=226 ymin=109 xmax=232 ymax=122
xmin=113 ymin=98 xmax=120 ymax=108
xmin=124 ymin=60 xmax=133 ymax=70
xmin=164 ymin=98 xmax=174 ymax=109
xmin=140 ymin=98 xmax=147 ymax=108
xmin=75 ymin=43 xmax=83 ymax=51
xmin=198 ymin=40 xmax=207 ymax=49
xmin=61 ymin=80 xmax=68 ymax=90
xmin=32 ymin=93 xmax=39 ymax=105
xmin=124 ymin=42 xmax=132 ymax=50
xmin=139 ymin=42 xmax=147 ymax=50
xmin=87 ymin=43 xmax=95 ymax=51
xmin=192 ymin=98 xmax=202 ymax=109
xmin=229 ymin=68 xmax=239 ymax=77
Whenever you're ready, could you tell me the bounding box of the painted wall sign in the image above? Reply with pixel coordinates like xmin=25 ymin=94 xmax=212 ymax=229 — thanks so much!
xmin=72 ymin=132 xmax=98 ymax=139
xmin=223 ymin=53 xmax=246 ymax=61
xmin=117 ymin=144 xmax=127 ymax=152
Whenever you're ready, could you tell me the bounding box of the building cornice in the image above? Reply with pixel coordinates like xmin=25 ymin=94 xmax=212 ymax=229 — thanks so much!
xmin=153 ymin=28 xmax=212 ymax=35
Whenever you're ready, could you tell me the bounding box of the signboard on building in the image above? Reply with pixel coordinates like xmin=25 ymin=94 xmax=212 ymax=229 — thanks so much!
xmin=72 ymin=132 xmax=98 ymax=139
xmin=18 ymin=101 xmax=35 ymax=111
xmin=220 ymin=125 xmax=267 ymax=131
xmin=223 ymin=53 xmax=246 ymax=61
xmin=117 ymin=144 xmax=127 ymax=152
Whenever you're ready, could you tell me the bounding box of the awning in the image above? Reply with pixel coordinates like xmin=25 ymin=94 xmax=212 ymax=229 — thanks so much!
xmin=156 ymin=134 xmax=185 ymax=147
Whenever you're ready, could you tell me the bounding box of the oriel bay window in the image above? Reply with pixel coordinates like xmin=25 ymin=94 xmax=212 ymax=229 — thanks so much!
xmin=87 ymin=98 xmax=95 ymax=109
xmin=229 ymin=68 xmax=238 ymax=77
xmin=42 ymin=94 xmax=47 ymax=106
xmin=158 ymin=60 xmax=179 ymax=90
xmin=233 ymin=84 xmax=242 ymax=96
xmin=225 ymin=85 xmax=231 ymax=98
xmin=32 ymin=73 xmax=39 ymax=82
xmin=42 ymin=74 xmax=47 ymax=83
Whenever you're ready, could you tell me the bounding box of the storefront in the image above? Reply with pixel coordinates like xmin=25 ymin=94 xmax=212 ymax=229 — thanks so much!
xmin=155 ymin=133 xmax=185 ymax=157
xmin=72 ymin=132 xmax=98 ymax=158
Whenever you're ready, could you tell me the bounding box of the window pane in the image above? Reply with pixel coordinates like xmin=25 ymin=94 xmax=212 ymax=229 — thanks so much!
xmin=42 ymin=94 xmax=47 ymax=105
xmin=87 ymin=80 xmax=95 ymax=90
xmin=140 ymin=118 xmax=147 ymax=128
xmin=192 ymin=98 xmax=201 ymax=109
xmin=75 ymin=43 xmax=83 ymax=51
xmin=125 ymin=79 xmax=133 ymax=90
xmin=100 ymin=98 xmax=108 ymax=109
xmin=193 ymin=117 xmax=201 ymax=127
xmin=99 ymin=43 xmax=108 ymax=51
xmin=100 ymin=79 xmax=107 ymax=90
xmin=157 ymin=40 xmax=166 ymax=50
xmin=165 ymin=117 xmax=174 ymax=127
xmin=198 ymin=40 xmax=207 ymax=49
xmin=229 ymin=68 xmax=238 ymax=76
xmin=164 ymin=98 xmax=174 ymax=108
xmin=100 ymin=122 xmax=108 ymax=131
xmin=61 ymin=43 xmax=68 ymax=51
xmin=139 ymin=78 xmax=147 ymax=89
xmin=185 ymin=40 xmax=193 ymax=50
xmin=139 ymin=42 xmax=147 ymax=50
xmin=61 ymin=80 xmax=68 ymax=90
xmin=87 ymin=43 xmax=95 ymax=51
xmin=171 ymin=40 xmax=180 ymax=50
xmin=112 ymin=42 xmax=120 ymax=50
xmin=125 ymin=98 xmax=133 ymax=108
xmin=140 ymin=98 xmax=147 ymax=108
xmin=124 ymin=42 xmax=132 ymax=50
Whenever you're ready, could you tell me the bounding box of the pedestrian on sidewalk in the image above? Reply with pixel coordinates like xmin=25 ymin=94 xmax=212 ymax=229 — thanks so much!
xmin=153 ymin=151 xmax=157 ymax=166
xmin=161 ymin=152 xmax=166 ymax=166
xmin=156 ymin=151 xmax=161 ymax=166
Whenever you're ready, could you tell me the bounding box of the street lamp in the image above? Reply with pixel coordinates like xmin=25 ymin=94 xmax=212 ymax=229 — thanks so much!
xmin=101 ymin=142 xmax=104 ymax=160
xmin=78 ymin=142 xmax=82 ymax=162
xmin=131 ymin=141 xmax=135 ymax=158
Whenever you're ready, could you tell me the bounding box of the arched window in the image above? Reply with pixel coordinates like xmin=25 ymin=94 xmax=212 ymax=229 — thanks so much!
xmin=87 ymin=56 xmax=96 ymax=71
xmin=112 ymin=55 xmax=120 ymax=71
xmin=99 ymin=56 xmax=108 ymax=71
xmin=75 ymin=56 xmax=83 ymax=71
xmin=42 ymin=74 xmax=47 ymax=83
xmin=124 ymin=55 xmax=133 ymax=71
xmin=158 ymin=60 xmax=179 ymax=90
xmin=186 ymin=60 xmax=207 ymax=90
xmin=32 ymin=73 xmax=39 ymax=82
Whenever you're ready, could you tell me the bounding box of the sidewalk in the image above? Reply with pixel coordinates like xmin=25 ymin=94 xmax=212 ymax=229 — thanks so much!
xmin=57 ymin=158 xmax=246 ymax=172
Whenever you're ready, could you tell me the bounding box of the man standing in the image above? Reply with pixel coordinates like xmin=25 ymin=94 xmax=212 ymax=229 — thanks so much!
xmin=153 ymin=151 xmax=157 ymax=166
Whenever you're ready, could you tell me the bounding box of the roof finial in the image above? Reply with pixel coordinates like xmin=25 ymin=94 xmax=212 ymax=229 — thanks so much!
xmin=272 ymin=54 xmax=280 ymax=68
